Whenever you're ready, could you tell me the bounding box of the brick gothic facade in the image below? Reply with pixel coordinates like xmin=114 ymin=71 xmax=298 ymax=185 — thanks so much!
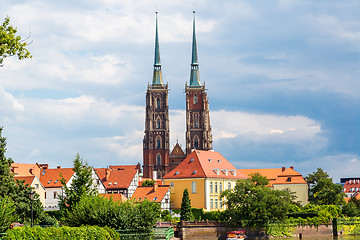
xmin=143 ymin=12 xmax=212 ymax=179
xmin=185 ymin=84 xmax=212 ymax=155
xmin=143 ymin=13 xmax=170 ymax=179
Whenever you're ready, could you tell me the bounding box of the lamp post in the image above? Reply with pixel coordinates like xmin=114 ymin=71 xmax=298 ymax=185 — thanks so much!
xmin=29 ymin=190 xmax=35 ymax=227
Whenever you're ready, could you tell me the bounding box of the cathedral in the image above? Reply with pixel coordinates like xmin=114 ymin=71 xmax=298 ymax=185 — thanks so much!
xmin=143 ymin=12 xmax=213 ymax=179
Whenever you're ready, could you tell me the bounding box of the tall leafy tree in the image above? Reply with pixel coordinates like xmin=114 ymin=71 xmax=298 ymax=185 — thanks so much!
xmin=0 ymin=127 xmax=44 ymax=225
xmin=221 ymin=173 xmax=296 ymax=227
xmin=180 ymin=188 xmax=194 ymax=221
xmin=59 ymin=153 xmax=97 ymax=212
xmin=305 ymin=168 xmax=345 ymax=205
xmin=0 ymin=17 xmax=32 ymax=66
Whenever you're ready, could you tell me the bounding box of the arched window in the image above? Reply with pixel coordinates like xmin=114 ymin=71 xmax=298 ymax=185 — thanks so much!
xmin=156 ymin=154 xmax=161 ymax=165
xmin=228 ymin=182 xmax=231 ymax=190
xmin=219 ymin=182 xmax=223 ymax=193
xmin=215 ymin=182 xmax=218 ymax=193
xmin=210 ymin=182 xmax=213 ymax=193
xmin=191 ymin=181 xmax=197 ymax=193
xmin=194 ymin=94 xmax=198 ymax=104
xmin=156 ymin=118 xmax=161 ymax=129
xmin=194 ymin=136 xmax=199 ymax=149
xmin=156 ymin=98 xmax=161 ymax=109
xmin=156 ymin=136 xmax=161 ymax=149
xmin=194 ymin=120 xmax=198 ymax=128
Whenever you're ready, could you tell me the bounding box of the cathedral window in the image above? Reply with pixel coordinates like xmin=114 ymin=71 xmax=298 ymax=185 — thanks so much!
xmin=156 ymin=154 xmax=161 ymax=165
xmin=156 ymin=118 xmax=161 ymax=129
xmin=194 ymin=120 xmax=198 ymax=128
xmin=194 ymin=136 xmax=199 ymax=149
xmin=156 ymin=136 xmax=161 ymax=149
xmin=194 ymin=94 xmax=198 ymax=104
xmin=156 ymin=98 xmax=161 ymax=109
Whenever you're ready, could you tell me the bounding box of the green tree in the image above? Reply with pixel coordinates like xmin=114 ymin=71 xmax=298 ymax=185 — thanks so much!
xmin=180 ymin=188 xmax=194 ymax=221
xmin=59 ymin=153 xmax=96 ymax=213
xmin=142 ymin=179 xmax=156 ymax=186
xmin=0 ymin=126 xmax=44 ymax=225
xmin=0 ymin=197 xmax=15 ymax=233
xmin=0 ymin=17 xmax=32 ymax=66
xmin=306 ymin=168 xmax=345 ymax=205
xmin=342 ymin=197 xmax=360 ymax=217
xmin=221 ymin=174 xmax=296 ymax=227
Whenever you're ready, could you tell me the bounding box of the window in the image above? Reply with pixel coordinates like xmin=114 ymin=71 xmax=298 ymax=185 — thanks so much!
xmin=156 ymin=118 xmax=161 ymax=129
xmin=170 ymin=182 xmax=174 ymax=187
xmin=219 ymin=182 xmax=223 ymax=193
xmin=156 ymin=136 xmax=161 ymax=149
xmin=215 ymin=182 xmax=218 ymax=193
xmin=35 ymin=184 xmax=39 ymax=189
xmin=194 ymin=136 xmax=199 ymax=149
xmin=154 ymin=197 xmax=158 ymax=201
xmin=194 ymin=94 xmax=198 ymax=104
xmin=194 ymin=120 xmax=199 ymax=128
xmin=220 ymin=198 xmax=223 ymax=208
xmin=45 ymin=192 xmax=46 ymax=199
xmin=156 ymin=98 xmax=161 ymax=109
xmin=54 ymin=180 xmax=58 ymax=183
xmin=210 ymin=199 xmax=213 ymax=209
xmin=156 ymin=154 xmax=161 ymax=165
xmin=210 ymin=182 xmax=213 ymax=193
xmin=228 ymin=182 xmax=231 ymax=190
xmin=48 ymin=180 xmax=51 ymax=184
xmin=215 ymin=199 xmax=218 ymax=209
xmin=191 ymin=181 xmax=197 ymax=193
xmin=53 ymin=192 xmax=57 ymax=199
xmin=286 ymin=177 xmax=292 ymax=182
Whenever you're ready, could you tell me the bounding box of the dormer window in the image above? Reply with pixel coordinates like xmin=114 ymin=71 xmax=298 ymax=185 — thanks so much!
xmin=208 ymin=159 xmax=212 ymax=162
xmin=192 ymin=170 xmax=197 ymax=175
xmin=175 ymin=171 xmax=179 ymax=175
xmin=190 ymin=158 xmax=194 ymax=163
xmin=54 ymin=180 xmax=58 ymax=183
xmin=48 ymin=180 xmax=51 ymax=184
xmin=286 ymin=177 xmax=291 ymax=182
xmin=217 ymin=159 xmax=221 ymax=163
xmin=109 ymin=182 xmax=112 ymax=185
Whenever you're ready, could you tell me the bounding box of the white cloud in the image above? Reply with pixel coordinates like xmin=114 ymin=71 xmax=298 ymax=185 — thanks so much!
xmin=212 ymin=110 xmax=321 ymax=142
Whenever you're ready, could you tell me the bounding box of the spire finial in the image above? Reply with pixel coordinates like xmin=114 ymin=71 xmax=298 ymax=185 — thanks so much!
xmin=152 ymin=12 xmax=163 ymax=85
xmin=189 ymin=11 xmax=200 ymax=87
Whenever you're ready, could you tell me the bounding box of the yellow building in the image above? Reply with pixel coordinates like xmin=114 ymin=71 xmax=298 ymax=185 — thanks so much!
xmin=163 ymin=150 xmax=247 ymax=211
xmin=238 ymin=167 xmax=309 ymax=205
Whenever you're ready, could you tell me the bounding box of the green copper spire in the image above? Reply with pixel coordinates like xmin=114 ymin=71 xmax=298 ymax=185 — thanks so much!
xmin=153 ymin=12 xmax=163 ymax=86
xmin=189 ymin=11 xmax=200 ymax=87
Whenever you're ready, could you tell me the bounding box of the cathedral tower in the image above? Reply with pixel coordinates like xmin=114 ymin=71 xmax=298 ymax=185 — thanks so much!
xmin=143 ymin=13 xmax=170 ymax=179
xmin=185 ymin=12 xmax=213 ymax=155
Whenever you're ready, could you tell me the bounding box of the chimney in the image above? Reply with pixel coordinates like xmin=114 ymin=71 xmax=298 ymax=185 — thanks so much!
xmin=105 ymin=168 xmax=111 ymax=181
xmin=57 ymin=166 xmax=61 ymax=169
xmin=290 ymin=166 xmax=294 ymax=170
xmin=282 ymin=167 xmax=285 ymax=172
xmin=154 ymin=182 xmax=158 ymax=191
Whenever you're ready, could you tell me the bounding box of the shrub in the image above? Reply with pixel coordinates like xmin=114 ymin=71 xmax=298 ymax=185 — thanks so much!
xmin=4 ymin=226 xmax=119 ymax=240
xmin=0 ymin=198 xmax=15 ymax=233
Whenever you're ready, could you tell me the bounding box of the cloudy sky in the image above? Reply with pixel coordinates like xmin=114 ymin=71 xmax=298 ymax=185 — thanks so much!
xmin=1 ymin=0 xmax=359 ymax=182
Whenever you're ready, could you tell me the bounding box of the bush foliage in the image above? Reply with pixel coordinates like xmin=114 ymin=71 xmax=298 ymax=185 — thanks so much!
xmin=4 ymin=226 xmax=119 ymax=240
xmin=63 ymin=194 xmax=160 ymax=230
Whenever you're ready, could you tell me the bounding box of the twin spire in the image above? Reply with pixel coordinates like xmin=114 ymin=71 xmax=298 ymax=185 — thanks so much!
xmin=152 ymin=11 xmax=201 ymax=87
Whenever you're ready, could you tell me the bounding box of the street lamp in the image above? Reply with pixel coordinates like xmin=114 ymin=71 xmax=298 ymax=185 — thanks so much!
xmin=28 ymin=190 xmax=35 ymax=227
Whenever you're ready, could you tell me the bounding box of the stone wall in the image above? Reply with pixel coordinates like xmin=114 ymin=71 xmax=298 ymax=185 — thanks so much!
xmin=292 ymin=225 xmax=333 ymax=238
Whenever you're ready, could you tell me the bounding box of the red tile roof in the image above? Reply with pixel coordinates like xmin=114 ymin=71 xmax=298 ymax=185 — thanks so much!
xmin=138 ymin=178 xmax=163 ymax=186
xmin=11 ymin=163 xmax=41 ymax=179
xmin=40 ymin=168 xmax=74 ymax=188
xmin=163 ymin=150 xmax=247 ymax=179
xmin=99 ymin=193 xmax=127 ymax=202
xmin=238 ymin=167 xmax=307 ymax=186
xmin=95 ymin=165 xmax=138 ymax=189
xmin=15 ymin=176 xmax=35 ymax=186
xmin=343 ymin=180 xmax=360 ymax=193
xmin=131 ymin=185 xmax=170 ymax=203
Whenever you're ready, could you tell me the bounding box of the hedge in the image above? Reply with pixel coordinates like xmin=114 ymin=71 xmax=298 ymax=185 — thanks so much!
xmin=4 ymin=226 xmax=120 ymax=240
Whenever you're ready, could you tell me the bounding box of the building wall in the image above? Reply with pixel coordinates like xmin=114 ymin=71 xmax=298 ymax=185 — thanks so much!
xmin=164 ymin=178 xmax=205 ymax=209
xmin=160 ymin=189 xmax=171 ymax=211
xmin=205 ymin=178 xmax=238 ymax=212
xmin=31 ymin=177 xmax=46 ymax=207
xmin=44 ymin=187 xmax=63 ymax=210
xmin=127 ymin=171 xmax=139 ymax=198
xmin=273 ymin=183 xmax=308 ymax=205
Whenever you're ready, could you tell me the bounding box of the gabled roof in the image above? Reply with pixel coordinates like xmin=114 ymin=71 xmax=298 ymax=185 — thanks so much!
xmin=163 ymin=150 xmax=247 ymax=179
xmin=170 ymin=143 xmax=185 ymax=156
xmin=40 ymin=168 xmax=74 ymax=188
xmin=11 ymin=163 xmax=41 ymax=179
xmin=238 ymin=167 xmax=307 ymax=185
xmin=343 ymin=180 xmax=360 ymax=193
xmin=15 ymin=176 xmax=36 ymax=186
xmin=95 ymin=165 xmax=138 ymax=189
xmin=131 ymin=185 xmax=170 ymax=203
xmin=99 ymin=193 xmax=127 ymax=202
